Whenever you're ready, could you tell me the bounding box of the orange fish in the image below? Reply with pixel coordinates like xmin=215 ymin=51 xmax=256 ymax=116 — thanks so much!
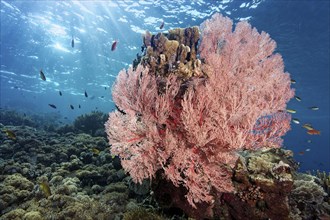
xmin=298 ymin=151 xmax=304 ymax=155
xmin=307 ymin=129 xmax=321 ymax=135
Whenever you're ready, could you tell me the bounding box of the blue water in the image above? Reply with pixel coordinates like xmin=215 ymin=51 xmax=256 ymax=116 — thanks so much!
xmin=1 ymin=0 xmax=329 ymax=172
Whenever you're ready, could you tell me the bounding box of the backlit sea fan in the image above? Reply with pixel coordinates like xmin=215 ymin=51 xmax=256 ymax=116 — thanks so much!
xmin=105 ymin=13 xmax=294 ymax=208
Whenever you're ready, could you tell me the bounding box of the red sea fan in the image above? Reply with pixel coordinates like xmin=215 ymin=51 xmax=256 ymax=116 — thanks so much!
xmin=185 ymin=13 xmax=294 ymax=152
xmin=105 ymin=13 xmax=294 ymax=208
xmin=106 ymin=65 xmax=181 ymax=183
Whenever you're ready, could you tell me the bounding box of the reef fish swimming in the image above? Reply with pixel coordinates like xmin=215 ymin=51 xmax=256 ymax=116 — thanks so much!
xmin=308 ymin=106 xmax=319 ymax=110
xmin=40 ymin=69 xmax=46 ymax=81
xmin=3 ymin=129 xmax=16 ymax=140
xmin=294 ymin=96 xmax=301 ymax=101
xmin=286 ymin=109 xmax=296 ymax=114
xmin=39 ymin=181 xmax=51 ymax=198
xmin=48 ymin=104 xmax=57 ymax=109
xmin=159 ymin=21 xmax=164 ymax=29
xmin=307 ymin=129 xmax=321 ymax=135
xmin=302 ymin=123 xmax=314 ymax=131
xmin=292 ymin=118 xmax=300 ymax=124
xmin=111 ymin=40 xmax=117 ymax=51
xmin=92 ymin=148 xmax=100 ymax=155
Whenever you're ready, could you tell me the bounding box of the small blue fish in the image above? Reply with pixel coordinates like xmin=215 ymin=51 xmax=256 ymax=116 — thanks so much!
xmin=71 ymin=36 xmax=74 ymax=48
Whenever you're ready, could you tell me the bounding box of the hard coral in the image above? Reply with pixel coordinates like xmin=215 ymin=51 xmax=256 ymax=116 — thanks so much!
xmin=289 ymin=173 xmax=330 ymax=219
xmin=123 ymin=207 xmax=165 ymax=220
xmin=0 ymin=174 xmax=34 ymax=213
xmin=73 ymin=111 xmax=108 ymax=137
xmin=141 ymin=26 xmax=202 ymax=77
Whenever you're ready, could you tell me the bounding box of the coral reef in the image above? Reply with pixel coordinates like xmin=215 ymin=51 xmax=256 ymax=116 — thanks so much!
xmin=1 ymin=13 xmax=329 ymax=220
xmin=0 ymin=124 xmax=138 ymax=219
xmin=0 ymin=174 xmax=34 ymax=213
xmin=223 ymin=149 xmax=297 ymax=219
xmin=316 ymin=170 xmax=330 ymax=195
xmin=0 ymin=116 xmax=329 ymax=220
xmin=0 ymin=109 xmax=36 ymax=127
xmin=140 ymin=26 xmax=203 ymax=77
xmin=104 ymin=13 xmax=330 ymax=219
xmin=0 ymin=109 xmax=109 ymax=138
xmin=0 ymin=109 xmax=63 ymax=131
xmin=289 ymin=173 xmax=330 ymax=219
xmin=151 ymin=148 xmax=330 ymax=219
xmin=73 ymin=111 xmax=108 ymax=137
xmin=106 ymin=12 xmax=294 ymax=210
xmin=123 ymin=207 xmax=165 ymax=220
